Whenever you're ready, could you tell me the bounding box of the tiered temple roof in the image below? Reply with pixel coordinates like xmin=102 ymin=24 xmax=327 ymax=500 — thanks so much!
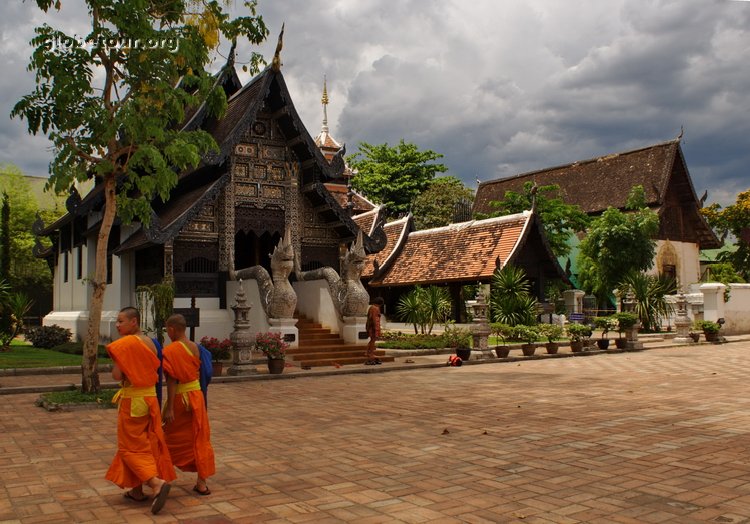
xmin=473 ymin=139 xmax=720 ymax=249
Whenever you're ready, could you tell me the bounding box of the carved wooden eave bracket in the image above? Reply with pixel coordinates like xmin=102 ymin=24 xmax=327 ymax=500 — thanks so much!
xmin=141 ymin=172 xmax=230 ymax=245
xmin=306 ymin=181 xmax=387 ymax=253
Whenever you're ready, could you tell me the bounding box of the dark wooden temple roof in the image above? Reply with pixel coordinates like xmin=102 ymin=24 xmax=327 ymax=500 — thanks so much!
xmin=38 ymin=62 xmax=386 ymax=255
xmin=473 ymin=139 xmax=720 ymax=249
xmin=369 ymin=211 xmax=566 ymax=287
xmin=361 ymin=214 xmax=412 ymax=280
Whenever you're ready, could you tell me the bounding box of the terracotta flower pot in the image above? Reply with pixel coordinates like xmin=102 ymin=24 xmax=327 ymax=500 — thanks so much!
xmin=521 ymin=344 xmax=536 ymax=356
xmin=267 ymin=358 xmax=285 ymax=374
xmin=704 ymin=332 xmax=719 ymax=343
xmin=494 ymin=346 xmax=511 ymax=358
xmin=545 ymin=342 xmax=559 ymax=354
xmin=570 ymin=340 xmax=584 ymax=352
xmin=212 ymin=362 xmax=223 ymax=377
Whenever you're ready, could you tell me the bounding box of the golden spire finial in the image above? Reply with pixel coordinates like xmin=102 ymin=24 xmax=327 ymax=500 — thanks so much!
xmin=271 ymin=23 xmax=284 ymax=72
xmin=322 ymin=75 xmax=329 ymax=105
xmin=321 ymin=74 xmax=329 ymax=133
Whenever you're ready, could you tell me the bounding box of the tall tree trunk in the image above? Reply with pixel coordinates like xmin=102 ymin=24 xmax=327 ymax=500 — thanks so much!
xmin=1 ymin=192 xmax=10 ymax=282
xmin=81 ymin=175 xmax=117 ymax=393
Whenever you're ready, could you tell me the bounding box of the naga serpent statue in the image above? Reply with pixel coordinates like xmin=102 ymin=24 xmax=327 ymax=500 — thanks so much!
xmin=230 ymin=227 xmax=297 ymax=319
xmin=295 ymin=231 xmax=370 ymax=318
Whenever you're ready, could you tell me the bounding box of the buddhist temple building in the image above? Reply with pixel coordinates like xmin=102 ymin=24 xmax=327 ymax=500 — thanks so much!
xmin=34 ymin=53 xmax=386 ymax=342
xmin=473 ymin=139 xmax=721 ymax=288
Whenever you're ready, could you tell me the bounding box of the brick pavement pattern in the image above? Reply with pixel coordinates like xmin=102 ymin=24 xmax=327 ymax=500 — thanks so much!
xmin=2 ymin=344 xmax=750 ymax=523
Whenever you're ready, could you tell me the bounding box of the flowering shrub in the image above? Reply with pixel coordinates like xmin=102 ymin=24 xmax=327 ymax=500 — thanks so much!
xmin=255 ymin=332 xmax=288 ymax=360
xmin=199 ymin=336 xmax=232 ymax=361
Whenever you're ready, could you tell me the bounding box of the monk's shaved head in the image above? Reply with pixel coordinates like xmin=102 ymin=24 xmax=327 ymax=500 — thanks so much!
xmin=119 ymin=306 xmax=140 ymax=324
xmin=166 ymin=314 xmax=186 ymax=331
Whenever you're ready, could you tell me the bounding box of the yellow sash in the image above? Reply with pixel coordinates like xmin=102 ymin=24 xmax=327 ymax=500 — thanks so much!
xmin=112 ymin=385 xmax=156 ymax=418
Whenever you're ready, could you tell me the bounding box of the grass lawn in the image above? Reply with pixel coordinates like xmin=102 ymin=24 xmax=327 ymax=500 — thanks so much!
xmin=40 ymin=389 xmax=118 ymax=406
xmin=0 ymin=340 xmax=111 ymax=369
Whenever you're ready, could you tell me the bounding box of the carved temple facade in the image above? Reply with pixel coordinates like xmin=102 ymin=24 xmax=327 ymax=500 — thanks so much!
xmin=35 ymin=62 xmax=385 ymax=343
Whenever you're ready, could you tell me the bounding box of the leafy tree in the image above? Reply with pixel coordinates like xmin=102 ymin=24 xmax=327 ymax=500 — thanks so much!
xmin=1 ymin=193 xmax=9 ymax=283
xmin=12 ymin=0 xmax=267 ymax=392
xmin=481 ymin=182 xmax=589 ymax=258
xmin=0 ymin=279 xmax=34 ymax=351
xmin=348 ymin=139 xmax=447 ymax=217
xmin=0 ymin=166 xmax=63 ymax=295
xmin=704 ymin=262 xmax=745 ymax=284
xmin=412 ymin=176 xmax=474 ymax=230
xmin=396 ymin=286 xmax=451 ymax=334
xmin=577 ymin=186 xmax=659 ymax=302
xmin=490 ymin=264 xmax=538 ymax=326
xmin=701 ymin=188 xmax=750 ymax=280
xmin=617 ymin=271 xmax=675 ymax=332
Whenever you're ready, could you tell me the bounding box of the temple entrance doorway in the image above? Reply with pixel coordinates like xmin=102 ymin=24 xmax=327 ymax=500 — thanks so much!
xmin=235 ymin=230 xmax=281 ymax=271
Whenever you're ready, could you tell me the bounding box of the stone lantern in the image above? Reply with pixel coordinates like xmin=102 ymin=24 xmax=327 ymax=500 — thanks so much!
xmin=622 ymin=291 xmax=643 ymax=350
xmin=672 ymin=292 xmax=692 ymax=344
xmin=228 ymin=280 xmax=258 ymax=376
xmin=468 ymin=289 xmax=494 ymax=360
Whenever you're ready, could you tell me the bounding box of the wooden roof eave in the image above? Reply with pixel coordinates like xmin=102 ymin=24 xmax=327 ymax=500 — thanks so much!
xmin=371 ymin=214 xmax=413 ymax=280
xmin=307 ymin=182 xmax=386 ymax=253
xmin=505 ymin=211 xmax=571 ymax=284
xmin=148 ymin=172 xmax=229 ymax=245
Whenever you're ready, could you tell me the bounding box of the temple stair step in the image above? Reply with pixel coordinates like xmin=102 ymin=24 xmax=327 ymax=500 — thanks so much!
xmin=290 ymin=314 xmax=392 ymax=367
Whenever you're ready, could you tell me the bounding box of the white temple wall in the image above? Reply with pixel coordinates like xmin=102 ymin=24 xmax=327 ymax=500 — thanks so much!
xmin=720 ymin=284 xmax=750 ymax=335
xmin=294 ymin=280 xmax=341 ymax=334
xmin=648 ymin=240 xmax=701 ymax=290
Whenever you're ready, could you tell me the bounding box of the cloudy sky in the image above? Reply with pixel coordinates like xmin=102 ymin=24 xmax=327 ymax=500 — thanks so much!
xmin=1 ymin=0 xmax=748 ymax=207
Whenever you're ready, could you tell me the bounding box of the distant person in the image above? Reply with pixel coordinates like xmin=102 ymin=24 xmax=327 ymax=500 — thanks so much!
xmin=105 ymin=307 xmax=175 ymax=515
xmin=162 ymin=314 xmax=216 ymax=496
xmin=365 ymin=297 xmax=384 ymax=365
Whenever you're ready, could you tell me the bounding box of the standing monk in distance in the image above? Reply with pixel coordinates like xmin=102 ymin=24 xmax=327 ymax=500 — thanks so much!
xmin=365 ymin=297 xmax=384 ymax=365
xmin=105 ymin=307 xmax=175 ymax=515
xmin=162 ymin=314 xmax=216 ymax=495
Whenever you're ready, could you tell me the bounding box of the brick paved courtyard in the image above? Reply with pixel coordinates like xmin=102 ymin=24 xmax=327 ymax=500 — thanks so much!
xmin=3 ymin=343 xmax=750 ymax=523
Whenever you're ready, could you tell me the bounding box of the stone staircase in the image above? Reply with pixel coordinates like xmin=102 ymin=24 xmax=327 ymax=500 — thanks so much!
xmin=287 ymin=315 xmax=393 ymax=368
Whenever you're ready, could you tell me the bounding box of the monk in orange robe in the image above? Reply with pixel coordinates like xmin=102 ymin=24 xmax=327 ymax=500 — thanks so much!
xmin=105 ymin=307 xmax=175 ymax=514
xmin=365 ymin=297 xmax=384 ymax=365
xmin=162 ymin=314 xmax=216 ymax=495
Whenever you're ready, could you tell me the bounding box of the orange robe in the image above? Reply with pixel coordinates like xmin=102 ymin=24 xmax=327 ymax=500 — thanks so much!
xmin=105 ymin=335 xmax=176 ymax=488
xmin=162 ymin=341 xmax=216 ymax=479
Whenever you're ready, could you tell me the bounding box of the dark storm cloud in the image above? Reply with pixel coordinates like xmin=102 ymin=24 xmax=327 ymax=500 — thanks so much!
xmin=1 ymin=0 xmax=748 ymax=206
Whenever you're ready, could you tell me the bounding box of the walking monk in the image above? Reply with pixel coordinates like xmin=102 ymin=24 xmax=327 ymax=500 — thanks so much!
xmin=106 ymin=307 xmax=175 ymax=514
xmin=162 ymin=314 xmax=216 ymax=495
xmin=365 ymin=297 xmax=384 ymax=365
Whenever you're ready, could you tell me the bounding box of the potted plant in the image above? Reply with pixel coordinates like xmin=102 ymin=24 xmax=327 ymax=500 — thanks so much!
xmin=566 ymin=323 xmax=591 ymax=353
xmin=199 ymin=336 xmax=232 ymax=376
xmin=694 ymin=320 xmax=721 ymax=343
xmin=614 ymin=312 xmax=638 ymax=349
xmin=538 ymin=323 xmax=563 ymax=354
xmin=443 ymin=323 xmax=472 ymax=360
xmin=256 ymin=332 xmax=288 ymax=374
xmin=689 ymin=330 xmax=701 ymax=343
xmin=513 ymin=324 xmax=540 ymax=356
xmin=490 ymin=322 xmax=513 ymax=358
xmin=593 ymin=316 xmax=618 ymax=350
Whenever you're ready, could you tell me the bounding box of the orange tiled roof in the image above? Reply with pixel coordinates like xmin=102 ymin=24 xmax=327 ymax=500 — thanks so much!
xmin=371 ymin=212 xmax=531 ymax=287
xmin=352 ymin=206 xmax=381 ymax=236
xmin=362 ymin=214 xmax=412 ymax=279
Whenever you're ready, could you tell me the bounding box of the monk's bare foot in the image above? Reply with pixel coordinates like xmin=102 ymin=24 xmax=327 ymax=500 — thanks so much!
xmin=193 ymin=478 xmax=210 ymax=495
